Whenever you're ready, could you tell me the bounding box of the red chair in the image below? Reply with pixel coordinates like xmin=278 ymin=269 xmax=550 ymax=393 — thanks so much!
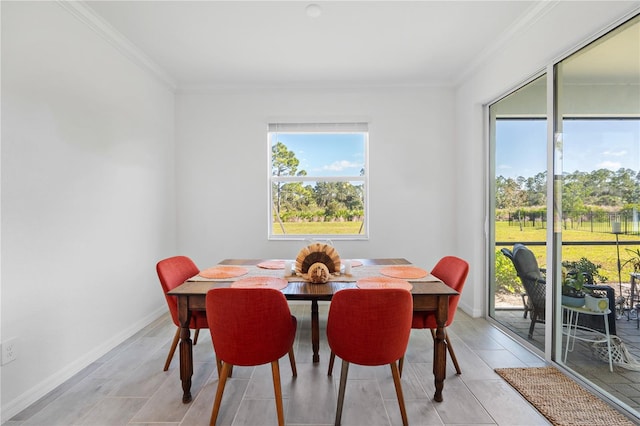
xmin=327 ymin=288 xmax=413 ymax=426
xmin=400 ymin=256 xmax=469 ymax=376
xmin=206 ymin=287 xmax=297 ymax=426
xmin=156 ymin=256 xmax=208 ymax=371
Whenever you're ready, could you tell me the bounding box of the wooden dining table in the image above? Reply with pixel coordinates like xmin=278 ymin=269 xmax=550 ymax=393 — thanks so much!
xmin=167 ymin=258 xmax=458 ymax=404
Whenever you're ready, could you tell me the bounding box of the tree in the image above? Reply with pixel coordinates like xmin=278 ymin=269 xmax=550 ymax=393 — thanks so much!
xmin=613 ymin=168 xmax=638 ymax=204
xmin=496 ymin=176 xmax=527 ymax=228
xmin=524 ymin=172 xmax=547 ymax=206
xmin=272 ymin=142 xmax=306 ymax=214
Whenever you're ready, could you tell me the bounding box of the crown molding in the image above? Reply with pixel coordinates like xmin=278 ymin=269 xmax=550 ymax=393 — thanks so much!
xmin=454 ymin=0 xmax=561 ymax=87
xmin=57 ymin=0 xmax=177 ymax=91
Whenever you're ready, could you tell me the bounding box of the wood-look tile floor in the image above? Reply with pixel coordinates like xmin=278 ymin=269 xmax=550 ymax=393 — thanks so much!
xmin=5 ymin=302 xmax=555 ymax=426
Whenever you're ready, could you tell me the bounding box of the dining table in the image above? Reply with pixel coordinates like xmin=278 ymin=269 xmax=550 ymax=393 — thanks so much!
xmin=167 ymin=258 xmax=458 ymax=404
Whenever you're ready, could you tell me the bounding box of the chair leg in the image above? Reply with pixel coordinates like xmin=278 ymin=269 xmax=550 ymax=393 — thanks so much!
xmin=215 ymin=360 xmax=233 ymax=378
xmin=210 ymin=362 xmax=232 ymax=426
xmin=335 ymin=360 xmax=350 ymax=426
xmin=521 ymin=293 xmax=529 ymax=319
xmin=288 ymin=347 xmax=298 ymax=377
xmin=398 ymin=355 xmax=404 ymax=377
xmin=444 ymin=331 xmax=461 ymax=375
xmin=163 ymin=327 xmax=180 ymax=371
xmin=270 ymin=360 xmax=285 ymax=426
xmin=528 ymin=312 xmax=537 ymax=339
xmin=215 ymin=359 xmax=223 ymax=378
xmin=390 ymin=362 xmax=409 ymax=426
xmin=194 ymin=328 xmax=200 ymax=345
xmin=430 ymin=329 xmax=462 ymax=374
xmin=328 ymin=351 xmax=336 ymax=376
xmin=444 ymin=331 xmax=462 ymax=374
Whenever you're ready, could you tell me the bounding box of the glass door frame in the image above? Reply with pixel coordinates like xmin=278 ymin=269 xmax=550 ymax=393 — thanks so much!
xmin=486 ymin=71 xmax=549 ymax=354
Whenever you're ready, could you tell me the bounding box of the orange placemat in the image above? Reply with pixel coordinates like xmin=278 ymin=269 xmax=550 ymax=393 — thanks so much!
xmin=346 ymin=260 xmax=363 ymax=267
xmin=230 ymin=276 xmax=289 ymax=290
xmin=379 ymin=265 xmax=427 ymax=279
xmin=257 ymin=260 xmax=286 ymax=270
xmin=198 ymin=266 xmax=248 ymax=279
xmin=356 ymin=276 xmax=413 ymax=290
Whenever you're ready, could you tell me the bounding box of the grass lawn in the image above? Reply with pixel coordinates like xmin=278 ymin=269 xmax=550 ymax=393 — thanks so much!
xmin=271 ymin=220 xmax=640 ymax=283
xmin=272 ymin=221 xmax=364 ymax=235
xmin=496 ymin=221 xmax=640 ymax=282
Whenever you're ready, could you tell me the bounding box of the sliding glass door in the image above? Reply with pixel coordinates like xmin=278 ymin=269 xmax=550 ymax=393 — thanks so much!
xmin=489 ymin=74 xmax=548 ymax=352
xmin=489 ymin=13 xmax=640 ymax=416
xmin=553 ymin=14 xmax=640 ymax=407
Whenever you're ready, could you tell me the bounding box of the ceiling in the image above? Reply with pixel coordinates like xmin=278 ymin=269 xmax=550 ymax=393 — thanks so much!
xmin=82 ymin=1 xmax=637 ymax=90
xmin=84 ymin=0 xmax=545 ymax=89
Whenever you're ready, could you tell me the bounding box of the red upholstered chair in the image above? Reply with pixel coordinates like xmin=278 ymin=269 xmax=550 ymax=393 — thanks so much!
xmin=400 ymin=256 xmax=469 ymax=376
xmin=156 ymin=256 xmax=208 ymax=371
xmin=206 ymin=287 xmax=297 ymax=426
xmin=327 ymin=288 xmax=413 ymax=426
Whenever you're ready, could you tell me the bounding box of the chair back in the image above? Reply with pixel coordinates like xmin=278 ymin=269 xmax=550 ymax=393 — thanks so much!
xmin=206 ymin=288 xmax=296 ymax=366
xmin=157 ymin=256 xmax=200 ymax=326
xmin=327 ymin=288 xmax=412 ymax=366
xmin=500 ymin=247 xmax=514 ymax=261
xmin=510 ymin=244 xmax=546 ymax=313
xmin=512 ymin=244 xmax=544 ymax=281
xmin=430 ymin=256 xmax=469 ymax=326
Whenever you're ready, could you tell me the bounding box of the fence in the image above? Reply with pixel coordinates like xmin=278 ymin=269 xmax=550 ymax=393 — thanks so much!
xmin=506 ymin=210 xmax=640 ymax=236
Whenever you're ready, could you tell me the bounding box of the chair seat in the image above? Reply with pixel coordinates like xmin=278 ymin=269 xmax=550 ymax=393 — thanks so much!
xmin=189 ymin=312 xmax=209 ymax=329
xmin=411 ymin=312 xmax=451 ymax=329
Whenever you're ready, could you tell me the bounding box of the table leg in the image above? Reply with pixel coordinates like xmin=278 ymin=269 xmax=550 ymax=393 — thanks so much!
xmin=311 ymin=299 xmax=320 ymax=363
xmin=432 ymin=295 xmax=448 ymax=402
xmin=177 ymin=297 xmax=194 ymax=403
xmin=563 ymin=308 xmax=576 ymax=363
xmin=604 ymin=313 xmax=613 ymax=372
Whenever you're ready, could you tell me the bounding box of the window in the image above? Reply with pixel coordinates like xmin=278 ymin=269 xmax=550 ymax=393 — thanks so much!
xmin=268 ymin=123 xmax=368 ymax=240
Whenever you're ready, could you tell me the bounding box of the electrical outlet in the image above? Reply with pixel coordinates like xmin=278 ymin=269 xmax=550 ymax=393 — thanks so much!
xmin=2 ymin=337 xmax=18 ymax=365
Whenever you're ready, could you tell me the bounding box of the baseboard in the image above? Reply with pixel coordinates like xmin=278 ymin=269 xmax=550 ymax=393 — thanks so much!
xmin=458 ymin=300 xmax=481 ymax=317
xmin=1 ymin=306 xmax=167 ymax=422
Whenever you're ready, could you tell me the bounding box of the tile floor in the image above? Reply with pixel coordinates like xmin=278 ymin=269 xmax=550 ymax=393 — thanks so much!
xmin=3 ymin=301 xmax=637 ymax=425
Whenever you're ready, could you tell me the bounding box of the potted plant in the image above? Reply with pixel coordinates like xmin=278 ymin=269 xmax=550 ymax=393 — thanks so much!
xmin=561 ymin=267 xmax=588 ymax=307
xmin=562 ymin=257 xmax=608 ymax=284
xmin=561 ymin=257 xmax=610 ymax=310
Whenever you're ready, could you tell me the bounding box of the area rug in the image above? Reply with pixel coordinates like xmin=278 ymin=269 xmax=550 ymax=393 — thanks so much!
xmin=494 ymin=367 xmax=634 ymax=425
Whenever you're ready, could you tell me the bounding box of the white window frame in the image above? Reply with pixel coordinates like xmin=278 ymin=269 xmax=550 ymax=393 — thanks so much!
xmin=268 ymin=122 xmax=369 ymax=240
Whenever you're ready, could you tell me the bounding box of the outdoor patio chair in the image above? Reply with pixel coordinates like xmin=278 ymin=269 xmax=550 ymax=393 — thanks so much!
xmin=502 ymin=244 xmax=617 ymax=338
xmin=501 ymin=247 xmax=534 ymax=319
xmin=502 ymin=244 xmax=546 ymax=339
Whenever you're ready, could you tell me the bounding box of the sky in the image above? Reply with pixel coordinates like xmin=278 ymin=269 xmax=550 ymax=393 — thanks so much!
xmin=495 ymin=119 xmax=640 ymax=179
xmin=271 ymin=120 xmax=639 ymax=181
xmin=271 ymin=132 xmax=365 ymax=177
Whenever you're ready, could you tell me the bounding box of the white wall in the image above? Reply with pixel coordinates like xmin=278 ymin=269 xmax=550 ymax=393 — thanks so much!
xmin=174 ymin=86 xmax=460 ymax=279
xmin=454 ymin=2 xmax=640 ymax=317
xmin=1 ymin=2 xmax=175 ymax=418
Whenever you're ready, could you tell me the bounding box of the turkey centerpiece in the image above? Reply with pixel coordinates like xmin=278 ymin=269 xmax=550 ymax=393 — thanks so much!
xmin=295 ymin=242 xmax=341 ymax=284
